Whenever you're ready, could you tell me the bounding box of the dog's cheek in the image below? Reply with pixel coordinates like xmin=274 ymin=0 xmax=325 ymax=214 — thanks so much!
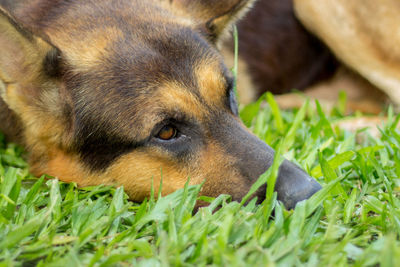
xmin=191 ymin=141 xmax=250 ymax=201
xmin=39 ymin=147 xmax=203 ymax=201
xmin=31 ymin=149 xmax=92 ymax=184
xmin=104 ymin=150 xmax=199 ymax=201
xmin=32 ymin=143 xmax=249 ymax=202
xmin=108 ymin=143 xmax=252 ymax=201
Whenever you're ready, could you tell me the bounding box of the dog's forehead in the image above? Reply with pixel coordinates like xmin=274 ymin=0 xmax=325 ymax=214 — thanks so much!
xmin=103 ymin=25 xmax=223 ymax=91
xmin=62 ymin=20 xmax=228 ymax=105
xmin=41 ymin=1 xmax=228 ymax=98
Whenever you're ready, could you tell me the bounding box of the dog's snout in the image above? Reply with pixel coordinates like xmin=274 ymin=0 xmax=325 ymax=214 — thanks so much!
xmin=215 ymin=115 xmax=321 ymax=209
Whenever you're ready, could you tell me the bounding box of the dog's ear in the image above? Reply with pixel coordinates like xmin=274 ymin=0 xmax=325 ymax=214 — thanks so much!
xmin=0 ymin=7 xmax=61 ymax=113
xmin=169 ymin=0 xmax=256 ymax=43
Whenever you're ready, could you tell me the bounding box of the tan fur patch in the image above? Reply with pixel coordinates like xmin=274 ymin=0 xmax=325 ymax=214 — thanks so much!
xmin=160 ymin=81 xmax=208 ymax=118
xmin=38 ymin=147 xmax=205 ymax=201
xmin=112 ymin=81 xmax=210 ymax=141
xmin=4 ymin=79 xmax=69 ymax=154
xmin=49 ymin=27 xmax=124 ymax=71
xmin=33 ymin=149 xmax=91 ymax=184
xmin=192 ymin=141 xmax=247 ymax=199
xmin=0 ymin=13 xmax=50 ymax=85
xmin=106 ymin=149 xmax=202 ymax=201
xmin=195 ymin=61 xmax=226 ymax=106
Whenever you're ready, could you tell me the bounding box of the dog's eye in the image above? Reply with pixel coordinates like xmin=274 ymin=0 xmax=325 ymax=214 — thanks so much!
xmin=156 ymin=125 xmax=177 ymax=140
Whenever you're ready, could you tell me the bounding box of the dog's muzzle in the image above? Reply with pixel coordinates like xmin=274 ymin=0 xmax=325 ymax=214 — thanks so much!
xmin=213 ymin=114 xmax=322 ymax=209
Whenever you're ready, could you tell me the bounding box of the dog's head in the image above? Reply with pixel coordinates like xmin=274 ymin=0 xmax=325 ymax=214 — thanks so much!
xmin=0 ymin=0 xmax=320 ymax=209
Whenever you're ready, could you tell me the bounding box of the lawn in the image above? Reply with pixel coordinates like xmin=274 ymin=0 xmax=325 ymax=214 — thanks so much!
xmin=0 ymin=93 xmax=399 ymax=266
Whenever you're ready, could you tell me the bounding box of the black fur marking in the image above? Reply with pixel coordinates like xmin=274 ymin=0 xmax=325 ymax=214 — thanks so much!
xmin=43 ymin=48 xmax=62 ymax=77
xmin=76 ymin=126 xmax=145 ymax=172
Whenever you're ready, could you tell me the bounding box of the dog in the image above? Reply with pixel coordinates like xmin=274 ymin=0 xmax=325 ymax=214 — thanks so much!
xmin=222 ymin=0 xmax=396 ymax=116
xmin=0 ymin=0 xmax=321 ymax=209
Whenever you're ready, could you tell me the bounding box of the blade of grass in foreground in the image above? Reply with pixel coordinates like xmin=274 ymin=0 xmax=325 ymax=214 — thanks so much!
xmin=305 ymin=175 xmax=345 ymax=217
xmin=239 ymin=139 xmax=283 ymax=206
xmin=266 ymin=92 xmax=284 ymax=134
xmin=0 ymin=215 xmax=45 ymax=249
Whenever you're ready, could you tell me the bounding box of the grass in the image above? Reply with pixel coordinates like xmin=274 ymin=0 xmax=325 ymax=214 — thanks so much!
xmin=1 ymin=93 xmax=400 ymax=266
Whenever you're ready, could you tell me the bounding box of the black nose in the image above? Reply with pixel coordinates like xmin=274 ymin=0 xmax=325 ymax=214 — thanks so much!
xmin=274 ymin=159 xmax=322 ymax=209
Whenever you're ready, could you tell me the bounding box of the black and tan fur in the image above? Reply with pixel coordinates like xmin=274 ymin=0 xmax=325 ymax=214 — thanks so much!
xmin=0 ymin=0 xmax=320 ymax=209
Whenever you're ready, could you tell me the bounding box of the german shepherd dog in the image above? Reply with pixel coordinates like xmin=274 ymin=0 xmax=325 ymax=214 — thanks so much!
xmin=0 ymin=0 xmax=321 ymax=209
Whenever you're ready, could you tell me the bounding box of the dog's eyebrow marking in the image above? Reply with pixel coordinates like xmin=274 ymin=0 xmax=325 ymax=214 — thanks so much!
xmin=50 ymin=26 xmax=124 ymax=71
xmin=158 ymin=81 xmax=208 ymax=118
xmin=195 ymin=61 xmax=227 ymax=106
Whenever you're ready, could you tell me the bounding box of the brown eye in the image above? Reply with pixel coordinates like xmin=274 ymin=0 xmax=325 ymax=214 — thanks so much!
xmin=157 ymin=125 xmax=177 ymax=140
